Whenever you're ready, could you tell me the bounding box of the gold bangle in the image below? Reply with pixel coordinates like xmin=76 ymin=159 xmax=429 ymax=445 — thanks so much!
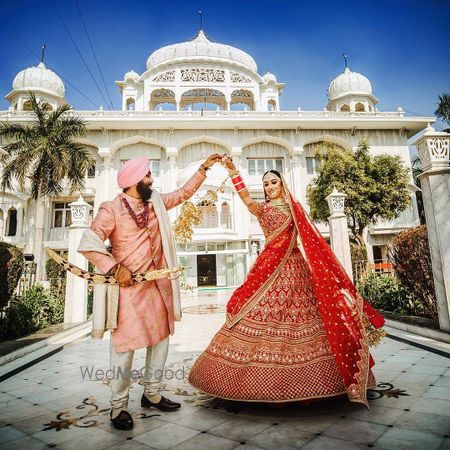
xmin=198 ymin=166 xmax=207 ymax=176
xmin=229 ymin=169 xmax=240 ymax=178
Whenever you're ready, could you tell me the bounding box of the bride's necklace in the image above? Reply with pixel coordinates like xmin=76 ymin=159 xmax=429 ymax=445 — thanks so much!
xmin=269 ymin=198 xmax=290 ymax=212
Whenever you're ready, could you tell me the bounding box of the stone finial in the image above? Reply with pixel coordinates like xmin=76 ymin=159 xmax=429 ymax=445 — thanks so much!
xmin=69 ymin=196 xmax=92 ymax=227
xmin=413 ymin=126 xmax=450 ymax=172
xmin=326 ymin=187 xmax=347 ymax=216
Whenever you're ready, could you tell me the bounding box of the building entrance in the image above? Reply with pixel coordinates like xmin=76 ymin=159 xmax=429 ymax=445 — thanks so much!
xmin=197 ymin=254 xmax=217 ymax=286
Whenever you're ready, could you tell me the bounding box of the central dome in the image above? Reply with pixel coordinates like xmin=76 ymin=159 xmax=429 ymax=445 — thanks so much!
xmin=146 ymin=30 xmax=258 ymax=72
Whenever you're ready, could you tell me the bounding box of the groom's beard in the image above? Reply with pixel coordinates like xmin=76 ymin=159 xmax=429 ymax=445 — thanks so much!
xmin=137 ymin=180 xmax=152 ymax=201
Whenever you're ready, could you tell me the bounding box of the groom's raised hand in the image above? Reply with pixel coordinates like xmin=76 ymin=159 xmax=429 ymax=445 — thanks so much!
xmin=202 ymin=153 xmax=223 ymax=169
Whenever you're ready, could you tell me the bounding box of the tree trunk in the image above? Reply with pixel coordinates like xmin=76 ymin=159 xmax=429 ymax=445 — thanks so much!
xmin=352 ymin=231 xmax=368 ymax=281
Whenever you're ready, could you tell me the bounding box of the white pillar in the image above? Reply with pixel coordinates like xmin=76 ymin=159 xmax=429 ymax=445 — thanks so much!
xmin=326 ymin=188 xmax=353 ymax=281
xmin=64 ymin=196 xmax=92 ymax=323
xmin=414 ymin=125 xmax=450 ymax=331
xmin=290 ymin=151 xmax=303 ymax=201
xmin=166 ymin=152 xmax=178 ymax=222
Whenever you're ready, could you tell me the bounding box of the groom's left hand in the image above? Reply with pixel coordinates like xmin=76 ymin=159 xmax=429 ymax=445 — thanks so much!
xmin=203 ymin=153 xmax=223 ymax=169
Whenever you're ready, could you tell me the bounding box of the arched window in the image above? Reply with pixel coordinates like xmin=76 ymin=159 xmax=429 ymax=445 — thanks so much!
xmin=267 ymin=99 xmax=277 ymax=111
xmin=355 ymin=102 xmax=365 ymax=112
xmin=126 ymin=98 xmax=135 ymax=110
xmin=340 ymin=104 xmax=350 ymax=112
xmin=181 ymin=88 xmax=225 ymax=111
xmin=150 ymin=88 xmax=176 ymax=110
xmin=6 ymin=208 xmax=17 ymax=236
xmin=220 ymin=202 xmax=231 ymax=228
xmin=198 ymin=200 xmax=218 ymax=228
xmin=230 ymin=89 xmax=254 ymax=111
xmin=42 ymin=102 xmax=53 ymax=111
xmin=23 ymin=100 xmax=32 ymax=111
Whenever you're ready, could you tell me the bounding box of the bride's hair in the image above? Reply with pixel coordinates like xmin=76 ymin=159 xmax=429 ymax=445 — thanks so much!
xmin=262 ymin=169 xmax=282 ymax=179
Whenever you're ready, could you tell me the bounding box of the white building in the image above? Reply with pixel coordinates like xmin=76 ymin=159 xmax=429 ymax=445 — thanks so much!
xmin=0 ymin=30 xmax=434 ymax=287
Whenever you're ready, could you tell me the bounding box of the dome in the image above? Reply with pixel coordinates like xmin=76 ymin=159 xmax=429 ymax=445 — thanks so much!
xmin=328 ymin=67 xmax=372 ymax=101
xmin=146 ymin=30 xmax=257 ymax=72
xmin=12 ymin=62 xmax=65 ymax=97
xmin=124 ymin=69 xmax=139 ymax=82
xmin=263 ymin=71 xmax=277 ymax=83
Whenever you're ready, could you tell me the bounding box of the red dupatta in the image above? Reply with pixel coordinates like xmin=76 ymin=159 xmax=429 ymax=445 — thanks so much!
xmin=226 ymin=187 xmax=385 ymax=408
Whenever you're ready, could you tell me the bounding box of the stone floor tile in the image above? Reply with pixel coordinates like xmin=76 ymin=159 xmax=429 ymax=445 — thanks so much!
xmin=247 ymin=422 xmax=314 ymax=450
xmin=56 ymin=427 xmax=127 ymax=450
xmin=324 ymin=418 xmax=388 ymax=444
xmin=133 ymin=422 xmax=199 ymax=449
xmin=433 ymin=376 xmax=450 ymax=388
xmin=373 ymin=427 xmax=444 ymax=450
xmin=96 ymin=416 xmax=166 ymax=439
xmin=209 ymin=416 xmax=273 ymax=442
xmin=172 ymin=432 xmax=238 ymax=450
xmin=346 ymin=404 xmax=405 ymax=425
xmin=0 ymin=435 xmax=48 ymax=450
xmin=0 ymin=424 xmax=27 ymax=445
xmin=410 ymin=397 xmax=450 ymax=417
xmin=422 ymin=386 xmax=450 ymax=401
xmin=108 ymin=440 xmax=158 ymax=450
xmin=13 ymin=409 xmax=61 ymax=435
xmin=394 ymin=410 xmax=450 ymax=436
xmin=301 ymin=435 xmax=367 ymax=449
xmin=31 ymin=423 xmax=97 ymax=445
xmin=407 ymin=364 xmax=448 ymax=376
xmin=175 ymin=408 xmax=233 ymax=431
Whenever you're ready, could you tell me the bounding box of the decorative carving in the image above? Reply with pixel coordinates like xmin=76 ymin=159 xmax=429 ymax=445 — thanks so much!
xmin=153 ymin=71 xmax=175 ymax=82
xmin=231 ymin=89 xmax=253 ymax=98
xmin=331 ymin=197 xmax=345 ymax=211
xmin=152 ymin=88 xmax=175 ymax=98
xmin=231 ymin=72 xmax=251 ymax=83
xmin=417 ymin=137 xmax=450 ymax=169
xmin=181 ymin=88 xmax=225 ymax=98
xmin=181 ymin=68 xmax=225 ymax=82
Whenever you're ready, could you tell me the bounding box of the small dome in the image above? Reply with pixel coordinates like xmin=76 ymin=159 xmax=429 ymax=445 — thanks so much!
xmin=12 ymin=62 xmax=65 ymax=97
xmin=328 ymin=67 xmax=372 ymax=101
xmin=146 ymin=30 xmax=257 ymax=72
xmin=263 ymin=71 xmax=277 ymax=83
xmin=124 ymin=70 xmax=139 ymax=82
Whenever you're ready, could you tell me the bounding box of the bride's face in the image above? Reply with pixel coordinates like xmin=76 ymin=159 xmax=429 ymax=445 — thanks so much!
xmin=263 ymin=175 xmax=283 ymax=200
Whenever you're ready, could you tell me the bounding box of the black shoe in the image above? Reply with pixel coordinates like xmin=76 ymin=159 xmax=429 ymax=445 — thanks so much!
xmin=141 ymin=394 xmax=181 ymax=412
xmin=110 ymin=409 xmax=134 ymax=430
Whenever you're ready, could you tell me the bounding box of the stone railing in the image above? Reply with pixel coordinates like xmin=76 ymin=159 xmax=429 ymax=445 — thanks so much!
xmin=0 ymin=109 xmax=406 ymax=120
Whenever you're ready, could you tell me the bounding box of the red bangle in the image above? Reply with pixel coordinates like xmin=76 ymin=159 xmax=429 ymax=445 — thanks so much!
xmin=232 ymin=176 xmax=243 ymax=185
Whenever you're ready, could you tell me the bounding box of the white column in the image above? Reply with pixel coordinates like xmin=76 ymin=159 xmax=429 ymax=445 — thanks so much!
xmin=166 ymin=151 xmax=178 ymax=221
xmin=64 ymin=196 xmax=92 ymax=323
xmin=290 ymin=151 xmax=303 ymax=201
xmin=326 ymin=188 xmax=353 ymax=281
xmin=414 ymin=125 xmax=450 ymax=331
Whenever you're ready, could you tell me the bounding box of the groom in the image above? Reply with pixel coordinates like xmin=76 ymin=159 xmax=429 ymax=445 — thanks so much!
xmin=79 ymin=153 xmax=221 ymax=429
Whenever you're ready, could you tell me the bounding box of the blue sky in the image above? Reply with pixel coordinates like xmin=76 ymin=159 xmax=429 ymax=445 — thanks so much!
xmin=1 ymin=0 xmax=449 ymax=127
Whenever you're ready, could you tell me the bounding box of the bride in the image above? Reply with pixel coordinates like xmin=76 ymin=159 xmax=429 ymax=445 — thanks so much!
xmin=188 ymin=156 xmax=385 ymax=408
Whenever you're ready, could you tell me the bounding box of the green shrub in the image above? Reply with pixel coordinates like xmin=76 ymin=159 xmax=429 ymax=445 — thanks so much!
xmin=0 ymin=242 xmax=24 ymax=308
xmin=389 ymin=225 xmax=437 ymax=319
xmin=358 ymin=273 xmax=412 ymax=314
xmin=0 ymin=285 xmax=64 ymax=341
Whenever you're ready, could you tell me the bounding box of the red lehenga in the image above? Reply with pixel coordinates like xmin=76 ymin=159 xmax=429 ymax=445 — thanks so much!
xmin=188 ymin=189 xmax=384 ymax=408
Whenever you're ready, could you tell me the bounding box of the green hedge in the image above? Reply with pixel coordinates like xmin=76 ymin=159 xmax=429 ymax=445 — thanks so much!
xmin=0 ymin=285 xmax=64 ymax=341
xmin=358 ymin=273 xmax=412 ymax=315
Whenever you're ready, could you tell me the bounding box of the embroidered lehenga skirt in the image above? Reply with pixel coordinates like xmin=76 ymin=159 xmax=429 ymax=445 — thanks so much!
xmin=188 ymin=246 xmax=376 ymax=402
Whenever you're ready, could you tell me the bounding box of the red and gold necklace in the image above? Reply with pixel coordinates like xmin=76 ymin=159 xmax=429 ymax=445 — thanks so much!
xmin=121 ymin=197 xmax=150 ymax=228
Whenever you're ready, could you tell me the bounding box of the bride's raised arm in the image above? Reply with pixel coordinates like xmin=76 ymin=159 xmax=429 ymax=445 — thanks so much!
xmin=221 ymin=155 xmax=260 ymax=216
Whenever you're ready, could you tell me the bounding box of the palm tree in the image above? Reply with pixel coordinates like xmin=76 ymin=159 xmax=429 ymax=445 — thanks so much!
xmin=434 ymin=93 xmax=450 ymax=132
xmin=0 ymin=92 xmax=94 ymax=277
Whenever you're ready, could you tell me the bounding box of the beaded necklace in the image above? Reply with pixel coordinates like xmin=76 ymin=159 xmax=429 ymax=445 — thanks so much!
xmin=121 ymin=197 xmax=150 ymax=228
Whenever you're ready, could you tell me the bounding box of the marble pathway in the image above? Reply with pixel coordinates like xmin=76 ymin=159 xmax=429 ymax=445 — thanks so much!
xmin=0 ymin=290 xmax=449 ymax=450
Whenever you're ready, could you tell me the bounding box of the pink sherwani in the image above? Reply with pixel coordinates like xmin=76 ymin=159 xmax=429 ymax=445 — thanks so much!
xmin=81 ymin=172 xmax=205 ymax=352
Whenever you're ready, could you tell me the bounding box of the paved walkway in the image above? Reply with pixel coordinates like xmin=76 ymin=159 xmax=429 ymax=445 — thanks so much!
xmin=0 ymin=290 xmax=449 ymax=450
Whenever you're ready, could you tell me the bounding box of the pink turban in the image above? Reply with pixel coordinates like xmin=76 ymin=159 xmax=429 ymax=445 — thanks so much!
xmin=117 ymin=157 xmax=149 ymax=189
